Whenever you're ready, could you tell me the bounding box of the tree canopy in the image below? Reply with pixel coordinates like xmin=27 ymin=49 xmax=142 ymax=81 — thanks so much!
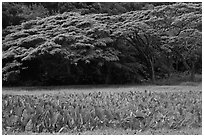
xmin=2 ymin=2 xmax=202 ymax=86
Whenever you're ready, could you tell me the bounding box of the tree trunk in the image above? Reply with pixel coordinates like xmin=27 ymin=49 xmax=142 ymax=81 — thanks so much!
xmin=66 ymin=63 xmax=70 ymax=75
xmin=190 ymin=62 xmax=195 ymax=81
xmin=182 ymin=57 xmax=190 ymax=70
xmin=182 ymin=57 xmax=196 ymax=81
xmin=176 ymin=60 xmax=179 ymax=71
xmin=105 ymin=64 xmax=111 ymax=84
xmin=149 ymin=59 xmax=155 ymax=83
xmin=167 ymin=55 xmax=172 ymax=78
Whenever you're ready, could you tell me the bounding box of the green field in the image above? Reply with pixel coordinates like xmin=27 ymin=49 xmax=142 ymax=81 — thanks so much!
xmin=2 ymin=82 xmax=202 ymax=95
xmin=2 ymin=83 xmax=202 ymax=135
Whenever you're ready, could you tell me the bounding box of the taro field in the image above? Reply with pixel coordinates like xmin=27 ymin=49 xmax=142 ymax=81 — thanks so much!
xmin=2 ymin=86 xmax=202 ymax=135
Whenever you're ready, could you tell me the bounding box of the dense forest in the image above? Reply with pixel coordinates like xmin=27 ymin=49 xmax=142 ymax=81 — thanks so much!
xmin=2 ymin=2 xmax=202 ymax=86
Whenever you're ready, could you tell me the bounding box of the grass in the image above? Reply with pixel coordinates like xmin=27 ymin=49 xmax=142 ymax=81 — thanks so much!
xmin=2 ymin=73 xmax=201 ymax=95
xmin=154 ymin=73 xmax=202 ymax=85
xmin=2 ymin=81 xmax=201 ymax=96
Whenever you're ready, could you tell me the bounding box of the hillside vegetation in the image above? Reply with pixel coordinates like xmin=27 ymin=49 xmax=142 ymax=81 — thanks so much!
xmin=2 ymin=2 xmax=202 ymax=86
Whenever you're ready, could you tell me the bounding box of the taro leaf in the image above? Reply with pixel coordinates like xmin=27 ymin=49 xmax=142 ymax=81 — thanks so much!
xmin=183 ymin=112 xmax=194 ymax=127
xmin=7 ymin=115 xmax=19 ymax=126
xmin=135 ymin=111 xmax=146 ymax=119
xmin=37 ymin=123 xmax=44 ymax=133
xmin=51 ymin=112 xmax=61 ymax=126
xmin=25 ymin=119 xmax=33 ymax=131
xmin=70 ymin=116 xmax=75 ymax=127
xmin=79 ymin=113 xmax=84 ymax=125
xmin=35 ymin=105 xmax=43 ymax=114
xmin=168 ymin=116 xmax=177 ymax=128
xmin=22 ymin=109 xmax=29 ymax=118
xmin=121 ymin=120 xmax=130 ymax=129
xmin=104 ymin=109 xmax=113 ymax=120
xmin=114 ymin=112 xmax=121 ymax=121
xmin=62 ymin=109 xmax=69 ymax=123
xmin=2 ymin=110 xmax=10 ymax=119
xmin=21 ymin=109 xmax=31 ymax=126
xmin=155 ymin=112 xmax=164 ymax=122
xmin=26 ymin=105 xmax=34 ymax=114
xmin=143 ymin=114 xmax=154 ymax=130
xmin=185 ymin=111 xmax=193 ymax=121
xmin=132 ymin=118 xmax=142 ymax=130
xmin=14 ymin=107 xmax=24 ymax=117
xmin=84 ymin=111 xmax=91 ymax=125
xmin=58 ymin=125 xmax=69 ymax=133
xmin=94 ymin=106 xmax=104 ymax=121
xmin=55 ymin=114 xmax=64 ymax=132
xmin=3 ymin=100 xmax=8 ymax=107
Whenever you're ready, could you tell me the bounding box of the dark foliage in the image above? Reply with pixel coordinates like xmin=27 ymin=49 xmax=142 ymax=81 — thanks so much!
xmin=2 ymin=2 xmax=175 ymax=29
xmin=2 ymin=2 xmax=202 ymax=86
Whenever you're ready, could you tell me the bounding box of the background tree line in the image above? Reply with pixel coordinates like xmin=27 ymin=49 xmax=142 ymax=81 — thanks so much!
xmin=2 ymin=2 xmax=174 ymax=29
xmin=2 ymin=2 xmax=202 ymax=86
